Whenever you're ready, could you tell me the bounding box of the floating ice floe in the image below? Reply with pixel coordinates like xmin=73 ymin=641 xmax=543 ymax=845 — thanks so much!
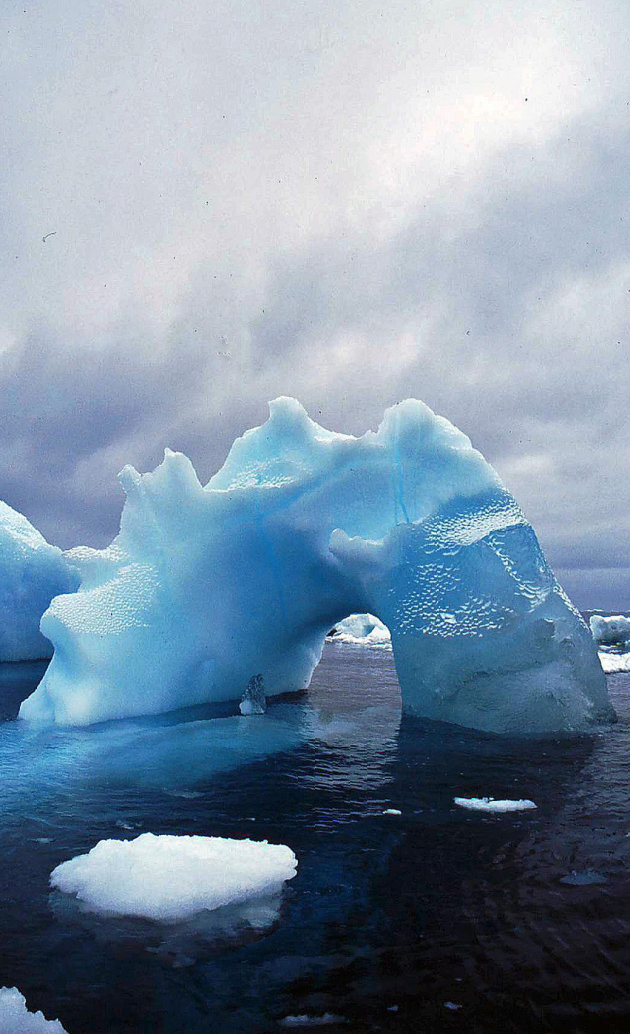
xmin=278 ymin=1016 xmax=347 ymax=1028
xmin=20 ymin=397 xmax=613 ymax=735
xmin=0 ymin=987 xmax=68 ymax=1033
xmin=559 ymin=869 xmax=607 ymax=886
xmin=597 ymin=650 xmax=630 ymax=674
xmin=50 ymin=832 xmax=298 ymax=921
xmin=454 ymin=797 xmax=537 ymax=813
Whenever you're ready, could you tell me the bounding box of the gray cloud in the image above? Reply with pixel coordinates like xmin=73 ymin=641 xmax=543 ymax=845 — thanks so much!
xmin=1 ymin=0 xmax=629 ymax=609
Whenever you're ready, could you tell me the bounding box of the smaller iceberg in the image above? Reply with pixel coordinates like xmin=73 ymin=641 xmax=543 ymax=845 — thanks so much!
xmin=328 ymin=614 xmax=392 ymax=648
xmin=0 ymin=502 xmax=77 ymax=661
xmin=50 ymin=833 xmax=298 ymax=921
xmin=589 ymin=615 xmax=630 ymax=648
xmin=590 ymin=615 xmax=630 ymax=674
xmin=454 ymin=797 xmax=537 ymax=813
xmin=0 ymin=987 xmax=68 ymax=1032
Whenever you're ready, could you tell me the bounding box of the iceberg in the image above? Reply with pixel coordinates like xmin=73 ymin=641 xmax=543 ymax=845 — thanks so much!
xmin=589 ymin=615 xmax=630 ymax=674
xmin=50 ymin=833 xmax=298 ymax=921
xmin=20 ymin=397 xmax=613 ymax=734
xmin=328 ymin=613 xmax=392 ymax=648
xmin=0 ymin=502 xmax=78 ymax=662
xmin=589 ymin=614 xmax=630 ymax=648
xmin=0 ymin=987 xmax=68 ymax=1033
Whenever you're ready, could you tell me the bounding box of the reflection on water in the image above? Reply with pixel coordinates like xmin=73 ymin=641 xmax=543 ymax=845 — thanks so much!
xmin=0 ymin=648 xmax=629 ymax=1032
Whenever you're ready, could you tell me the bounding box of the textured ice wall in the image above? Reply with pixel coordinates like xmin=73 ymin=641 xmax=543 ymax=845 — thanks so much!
xmin=20 ymin=398 xmax=612 ymax=733
xmin=0 ymin=502 xmax=78 ymax=661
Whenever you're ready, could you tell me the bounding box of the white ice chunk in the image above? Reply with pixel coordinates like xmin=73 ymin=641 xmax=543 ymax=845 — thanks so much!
xmin=239 ymin=673 xmax=267 ymax=715
xmin=589 ymin=614 xmax=630 ymax=647
xmin=0 ymin=987 xmax=68 ymax=1033
xmin=50 ymin=832 xmax=298 ymax=921
xmin=278 ymin=1016 xmax=347 ymax=1028
xmin=0 ymin=502 xmax=77 ymax=661
xmin=329 ymin=613 xmax=392 ymax=648
xmin=454 ymin=797 xmax=537 ymax=813
xmin=598 ymin=649 xmax=630 ymax=674
xmin=21 ymin=398 xmax=613 ymax=734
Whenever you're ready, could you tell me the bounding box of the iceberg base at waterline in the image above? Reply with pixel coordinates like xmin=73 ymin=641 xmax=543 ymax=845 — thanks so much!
xmin=19 ymin=397 xmax=613 ymax=735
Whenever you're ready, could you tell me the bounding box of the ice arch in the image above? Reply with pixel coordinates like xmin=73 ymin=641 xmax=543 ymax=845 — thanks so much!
xmin=20 ymin=398 xmax=613 ymax=733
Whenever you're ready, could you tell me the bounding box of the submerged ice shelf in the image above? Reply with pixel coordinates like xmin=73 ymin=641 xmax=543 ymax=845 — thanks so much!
xmin=18 ymin=397 xmax=613 ymax=734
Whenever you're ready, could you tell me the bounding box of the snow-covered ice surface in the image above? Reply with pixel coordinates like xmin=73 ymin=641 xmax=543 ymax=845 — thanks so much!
xmin=50 ymin=833 xmax=298 ymax=921
xmin=20 ymin=397 xmax=612 ymax=734
xmin=0 ymin=988 xmax=68 ymax=1033
xmin=0 ymin=502 xmax=77 ymax=662
xmin=454 ymin=797 xmax=537 ymax=813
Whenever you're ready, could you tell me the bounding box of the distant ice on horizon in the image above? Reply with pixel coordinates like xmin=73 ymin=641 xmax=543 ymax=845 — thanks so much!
xmin=328 ymin=613 xmax=392 ymax=649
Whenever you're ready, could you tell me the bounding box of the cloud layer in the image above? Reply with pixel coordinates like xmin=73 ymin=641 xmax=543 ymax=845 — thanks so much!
xmin=2 ymin=0 xmax=629 ymax=608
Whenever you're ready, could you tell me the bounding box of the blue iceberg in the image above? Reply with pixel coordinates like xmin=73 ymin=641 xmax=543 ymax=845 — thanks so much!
xmin=19 ymin=398 xmax=612 ymax=733
xmin=0 ymin=501 xmax=78 ymax=662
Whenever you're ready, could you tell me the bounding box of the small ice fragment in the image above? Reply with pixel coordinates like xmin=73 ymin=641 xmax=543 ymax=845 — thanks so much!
xmin=50 ymin=833 xmax=297 ymax=921
xmin=32 ymin=837 xmax=53 ymax=844
xmin=387 ymin=1005 xmax=399 ymax=1012
xmin=239 ymin=673 xmax=267 ymax=716
xmin=382 ymin=808 xmax=402 ymax=815
xmin=559 ymin=869 xmax=607 ymax=886
xmin=278 ymin=1016 xmax=346 ymax=1028
xmin=0 ymin=987 xmax=69 ymax=1031
xmin=115 ymin=820 xmax=136 ymax=831
xmin=454 ymin=797 xmax=537 ymax=813
xmin=444 ymin=1002 xmax=462 ymax=1011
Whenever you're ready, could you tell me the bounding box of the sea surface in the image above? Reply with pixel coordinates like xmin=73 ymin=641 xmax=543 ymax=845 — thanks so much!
xmin=0 ymin=645 xmax=629 ymax=1034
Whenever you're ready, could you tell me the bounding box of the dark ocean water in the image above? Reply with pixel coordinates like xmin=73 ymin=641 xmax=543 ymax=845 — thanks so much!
xmin=0 ymin=645 xmax=629 ymax=1034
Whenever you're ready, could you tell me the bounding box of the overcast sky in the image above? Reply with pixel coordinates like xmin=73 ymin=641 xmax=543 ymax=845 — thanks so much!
xmin=2 ymin=0 xmax=629 ymax=609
